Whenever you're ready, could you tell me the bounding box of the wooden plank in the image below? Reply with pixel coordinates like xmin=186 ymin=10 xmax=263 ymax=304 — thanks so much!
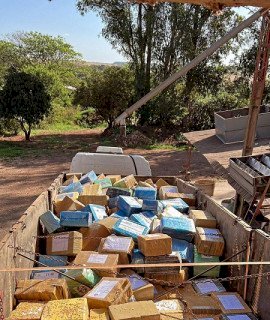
xmin=261 ymin=155 xmax=270 ymax=168
xmin=229 ymin=166 xmax=255 ymax=196
xmin=247 ymin=157 xmax=270 ymax=176
xmin=230 ymin=159 xmax=257 ymax=185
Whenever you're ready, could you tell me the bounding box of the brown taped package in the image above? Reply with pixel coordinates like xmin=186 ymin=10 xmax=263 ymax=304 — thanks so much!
xmin=145 ymin=268 xmax=188 ymax=285
xmin=98 ymin=235 xmax=134 ymax=264
xmin=155 ymin=299 xmax=184 ymax=320
xmin=195 ymin=227 xmax=225 ymax=256
xmin=138 ymin=181 xmax=154 ymax=188
xmin=189 ymin=210 xmax=217 ymax=228
xmin=54 ymin=197 xmax=85 ymax=215
xmin=106 ymin=175 xmax=122 ymax=184
xmin=156 ymin=178 xmax=170 ymax=190
xmin=78 ymin=195 xmax=109 ymax=206
xmin=46 ymin=231 xmax=82 ymax=256
xmin=79 ymin=224 xmax=111 ymax=251
xmin=144 ymin=253 xmax=180 ymax=274
xmin=138 ymin=234 xmax=172 ymax=257
xmin=8 ymin=302 xmax=46 ymax=320
xmin=66 ymin=173 xmax=82 ymax=179
xmin=159 ymin=186 xmax=179 ymax=200
xmin=85 ymin=277 xmax=132 ymax=309
xmin=41 ymin=298 xmax=89 ymax=320
xmin=113 ymin=175 xmax=137 ymax=189
xmin=156 ymin=284 xmax=196 ymax=301
xmin=109 ymin=301 xmax=160 ymax=320
xmin=90 ymin=308 xmax=110 ymax=320
xmin=120 ymin=269 xmax=154 ymax=301
xmin=98 ymin=217 xmax=119 ymax=233
xmin=98 ymin=173 xmax=106 ymax=179
xmin=164 ymin=192 xmax=182 ymax=199
xmin=144 ymin=178 xmax=155 ymax=186
xmin=81 ymin=184 xmax=102 ymax=196
xmin=74 ymin=251 xmax=119 ymax=277
xmin=211 ymin=292 xmax=252 ymax=314
xmin=62 ymin=176 xmax=79 ymax=186
xmin=15 ymin=279 xmax=69 ymax=301
xmin=185 ymin=294 xmax=221 ymax=315
xmin=179 ymin=193 xmax=196 ymax=206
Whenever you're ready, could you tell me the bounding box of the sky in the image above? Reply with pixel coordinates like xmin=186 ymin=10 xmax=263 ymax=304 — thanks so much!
xmin=0 ymin=0 xmax=125 ymax=63
xmin=1 ymin=1 xmax=251 ymax=64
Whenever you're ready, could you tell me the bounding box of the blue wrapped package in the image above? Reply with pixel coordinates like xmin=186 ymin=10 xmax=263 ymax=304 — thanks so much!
xmin=111 ymin=210 xmax=130 ymax=219
xmin=80 ymin=170 xmax=97 ymax=185
xmin=160 ymin=198 xmax=189 ymax=214
xmin=60 ymin=211 xmax=92 ymax=227
xmin=59 ymin=181 xmax=83 ymax=195
xmin=106 ymin=187 xmax=132 ymax=198
xmin=142 ymin=200 xmax=162 ymax=213
xmin=141 ymin=211 xmax=157 ymax=220
xmin=113 ymin=218 xmax=148 ymax=240
xmin=88 ymin=204 xmax=108 ymax=221
xmin=38 ymin=255 xmax=68 ymax=267
xmin=40 ymin=211 xmax=61 ymax=234
xmin=94 ymin=178 xmax=112 ymax=189
xmin=130 ymin=213 xmax=151 ymax=231
xmin=172 ymin=238 xmax=194 ymax=263
xmin=134 ymin=187 xmax=157 ymax=200
xmin=117 ymin=196 xmax=142 ymax=215
xmin=160 ymin=216 xmax=196 ymax=242
xmin=131 ymin=249 xmax=145 ymax=273
xmin=108 ymin=197 xmax=119 ymax=209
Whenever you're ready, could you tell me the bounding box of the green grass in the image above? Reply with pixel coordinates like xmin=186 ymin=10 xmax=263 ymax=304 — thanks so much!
xmin=143 ymin=143 xmax=189 ymax=151
xmin=32 ymin=123 xmax=83 ymax=136
xmin=0 ymin=142 xmax=41 ymax=159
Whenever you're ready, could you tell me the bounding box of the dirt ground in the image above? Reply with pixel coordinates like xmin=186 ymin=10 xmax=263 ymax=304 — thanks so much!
xmin=0 ymin=129 xmax=217 ymax=239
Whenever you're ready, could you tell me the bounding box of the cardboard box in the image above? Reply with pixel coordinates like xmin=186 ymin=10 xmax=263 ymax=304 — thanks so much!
xmin=41 ymin=298 xmax=89 ymax=320
xmin=98 ymin=217 xmax=119 ymax=233
xmin=159 ymin=186 xmax=179 ymax=200
xmin=78 ymin=195 xmax=109 ymax=206
xmin=54 ymin=192 xmax=79 ymax=202
xmin=164 ymin=192 xmax=183 ymax=199
xmin=8 ymin=302 xmax=46 ymax=320
xmin=90 ymin=309 xmax=110 ymax=320
xmin=113 ymin=219 xmax=149 ymax=241
xmin=60 ymin=211 xmax=92 ymax=228
xmin=54 ymin=197 xmax=85 ymax=215
xmin=109 ymin=301 xmax=160 ymax=320
xmin=179 ymin=193 xmax=196 ymax=206
xmin=66 ymin=173 xmax=82 ymax=179
xmin=146 ymin=269 xmax=188 ymax=285
xmin=155 ymin=299 xmax=184 ymax=320
xmin=144 ymin=253 xmax=181 ymax=274
xmin=138 ymin=181 xmax=154 ymax=188
xmin=113 ymin=174 xmax=137 ymax=189
xmin=185 ymin=294 xmax=221 ymax=315
xmin=195 ymin=227 xmax=225 ymax=256
xmin=120 ymin=269 xmax=154 ymax=301
xmin=106 ymin=175 xmax=122 ymax=184
xmin=211 ymin=292 xmax=252 ymax=314
xmin=40 ymin=210 xmax=61 ymax=234
xmin=81 ymin=183 xmax=102 ymax=196
xmin=98 ymin=173 xmax=106 ymax=179
xmin=156 ymin=178 xmax=170 ymax=190
xmin=46 ymin=231 xmax=82 ymax=256
xmin=65 ymin=268 xmax=100 ymax=297
xmin=74 ymin=251 xmax=119 ymax=277
xmin=98 ymin=235 xmax=134 ymax=264
xmin=138 ymin=233 xmax=172 ymax=257
xmin=144 ymin=178 xmax=154 ymax=186
xmin=15 ymin=279 xmax=69 ymax=301
xmin=85 ymin=277 xmax=132 ymax=309
xmin=189 ymin=210 xmax=217 ymax=228
xmin=79 ymin=223 xmax=111 ymax=251
xmin=63 ymin=175 xmax=79 ymax=186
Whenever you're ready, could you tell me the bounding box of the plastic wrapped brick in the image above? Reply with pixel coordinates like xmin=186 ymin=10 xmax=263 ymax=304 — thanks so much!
xmin=130 ymin=213 xmax=152 ymax=230
xmin=80 ymin=170 xmax=98 ymax=185
xmin=88 ymin=204 xmax=108 ymax=221
xmin=108 ymin=197 xmax=119 ymax=209
xmin=160 ymin=198 xmax=189 ymax=214
xmin=41 ymin=298 xmax=89 ymax=320
xmin=220 ymin=314 xmax=258 ymax=320
xmin=131 ymin=249 xmax=145 ymax=274
xmin=65 ymin=268 xmax=100 ymax=297
xmin=94 ymin=178 xmax=112 ymax=189
xmin=113 ymin=219 xmax=148 ymax=241
xmin=142 ymin=199 xmax=162 ymax=213
xmin=106 ymin=187 xmax=133 ymax=198
xmin=117 ymin=196 xmax=142 ymax=215
xmin=172 ymin=238 xmax=194 ymax=263
xmin=141 ymin=211 xmax=157 ymax=220
xmin=31 ymin=270 xmax=62 ymax=280
xmin=160 ymin=206 xmax=184 ymax=219
xmin=194 ymin=247 xmax=220 ymax=278
xmin=38 ymin=255 xmax=68 ymax=267
xmin=134 ymin=187 xmax=157 ymax=200
xmin=193 ymin=279 xmax=226 ymax=295
xmin=160 ymin=216 xmax=196 ymax=242
xmin=9 ymin=302 xmax=46 ymax=320
xmin=60 ymin=211 xmax=92 ymax=227
xmin=59 ymin=181 xmax=83 ymax=195
xmin=40 ymin=210 xmax=61 ymax=234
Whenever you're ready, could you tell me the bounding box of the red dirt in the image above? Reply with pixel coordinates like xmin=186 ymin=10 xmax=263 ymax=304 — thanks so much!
xmin=0 ymin=129 xmax=216 ymax=239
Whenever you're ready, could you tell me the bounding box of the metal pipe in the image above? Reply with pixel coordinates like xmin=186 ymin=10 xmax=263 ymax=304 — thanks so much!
xmin=115 ymin=8 xmax=266 ymax=125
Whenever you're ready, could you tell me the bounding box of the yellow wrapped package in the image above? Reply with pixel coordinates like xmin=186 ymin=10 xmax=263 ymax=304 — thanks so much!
xmin=8 ymin=302 xmax=46 ymax=320
xmin=41 ymin=298 xmax=89 ymax=320
xmin=90 ymin=308 xmax=110 ymax=320
xmin=15 ymin=279 xmax=69 ymax=301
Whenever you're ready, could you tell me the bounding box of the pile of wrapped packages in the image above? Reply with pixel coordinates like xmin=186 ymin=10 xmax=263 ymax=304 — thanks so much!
xmin=9 ymin=172 xmax=257 ymax=320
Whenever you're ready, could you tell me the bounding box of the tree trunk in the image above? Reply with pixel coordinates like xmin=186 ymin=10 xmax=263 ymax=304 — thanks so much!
xmin=25 ymin=130 xmax=31 ymax=141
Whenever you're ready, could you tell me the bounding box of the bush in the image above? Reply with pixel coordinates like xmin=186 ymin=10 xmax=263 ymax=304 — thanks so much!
xmin=75 ymin=108 xmax=104 ymax=128
xmin=0 ymin=118 xmax=20 ymax=136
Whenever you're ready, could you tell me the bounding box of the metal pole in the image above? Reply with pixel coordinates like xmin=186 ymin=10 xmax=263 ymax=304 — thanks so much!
xmin=115 ymin=9 xmax=266 ymax=125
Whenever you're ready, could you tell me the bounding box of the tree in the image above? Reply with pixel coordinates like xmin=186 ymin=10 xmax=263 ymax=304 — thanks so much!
xmin=74 ymin=66 xmax=134 ymax=128
xmin=0 ymin=70 xmax=51 ymax=140
xmin=77 ymin=1 xmax=242 ymax=125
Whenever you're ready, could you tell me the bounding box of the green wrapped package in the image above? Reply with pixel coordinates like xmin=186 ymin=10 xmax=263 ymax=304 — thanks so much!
xmin=193 ymin=246 xmax=220 ymax=278
xmin=65 ymin=268 xmax=100 ymax=297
